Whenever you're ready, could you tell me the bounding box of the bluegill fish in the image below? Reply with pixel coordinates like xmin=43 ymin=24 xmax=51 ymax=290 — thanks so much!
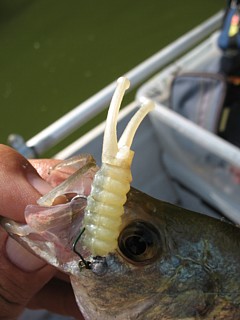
xmin=1 ymin=166 xmax=240 ymax=319
xmin=1 ymin=77 xmax=240 ymax=319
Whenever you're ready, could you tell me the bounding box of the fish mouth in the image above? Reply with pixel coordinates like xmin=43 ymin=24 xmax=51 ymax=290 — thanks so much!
xmin=0 ymin=193 xmax=112 ymax=279
xmin=0 ymin=195 xmax=92 ymax=275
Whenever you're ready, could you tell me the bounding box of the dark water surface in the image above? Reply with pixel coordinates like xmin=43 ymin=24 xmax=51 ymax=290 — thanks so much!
xmin=0 ymin=0 xmax=223 ymax=156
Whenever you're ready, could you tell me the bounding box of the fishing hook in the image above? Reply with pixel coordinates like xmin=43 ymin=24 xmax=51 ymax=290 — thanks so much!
xmin=73 ymin=227 xmax=92 ymax=270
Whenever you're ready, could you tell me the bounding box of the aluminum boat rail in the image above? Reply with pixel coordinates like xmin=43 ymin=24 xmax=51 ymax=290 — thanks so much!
xmin=8 ymin=11 xmax=223 ymax=158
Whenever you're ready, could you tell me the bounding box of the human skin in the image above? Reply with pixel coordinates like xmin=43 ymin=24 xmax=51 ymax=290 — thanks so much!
xmin=0 ymin=144 xmax=83 ymax=320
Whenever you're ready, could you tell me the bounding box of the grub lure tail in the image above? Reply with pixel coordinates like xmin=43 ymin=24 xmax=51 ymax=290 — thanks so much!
xmin=80 ymin=77 xmax=154 ymax=257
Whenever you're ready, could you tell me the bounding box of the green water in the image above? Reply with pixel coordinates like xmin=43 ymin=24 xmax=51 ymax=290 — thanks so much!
xmin=0 ymin=0 xmax=223 ymax=156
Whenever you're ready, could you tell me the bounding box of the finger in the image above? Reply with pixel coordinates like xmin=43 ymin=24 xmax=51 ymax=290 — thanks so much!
xmin=0 ymin=144 xmax=52 ymax=222
xmin=0 ymin=228 xmax=56 ymax=319
xmin=27 ymin=277 xmax=84 ymax=320
xmin=30 ymin=159 xmax=62 ymax=182
xmin=0 ymin=145 xmax=58 ymax=319
xmin=30 ymin=158 xmax=85 ymax=188
xmin=0 ymin=145 xmax=53 ymax=269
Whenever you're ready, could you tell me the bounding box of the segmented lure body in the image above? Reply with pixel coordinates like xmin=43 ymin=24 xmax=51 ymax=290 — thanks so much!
xmin=82 ymin=77 xmax=154 ymax=256
xmin=83 ymin=161 xmax=132 ymax=256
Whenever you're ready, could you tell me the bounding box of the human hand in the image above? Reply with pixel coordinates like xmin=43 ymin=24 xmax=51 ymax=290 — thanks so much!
xmin=0 ymin=144 xmax=84 ymax=320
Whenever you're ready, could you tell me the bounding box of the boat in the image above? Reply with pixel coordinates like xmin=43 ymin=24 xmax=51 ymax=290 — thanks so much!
xmin=13 ymin=6 xmax=240 ymax=320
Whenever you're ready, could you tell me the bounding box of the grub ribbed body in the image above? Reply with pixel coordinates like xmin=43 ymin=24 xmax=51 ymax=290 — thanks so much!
xmin=83 ymin=163 xmax=132 ymax=256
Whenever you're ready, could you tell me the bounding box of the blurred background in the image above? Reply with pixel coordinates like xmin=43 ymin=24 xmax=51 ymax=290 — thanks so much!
xmin=0 ymin=0 xmax=223 ymax=157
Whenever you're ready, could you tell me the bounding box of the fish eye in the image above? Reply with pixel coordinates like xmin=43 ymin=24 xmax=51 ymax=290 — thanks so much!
xmin=118 ymin=220 xmax=161 ymax=265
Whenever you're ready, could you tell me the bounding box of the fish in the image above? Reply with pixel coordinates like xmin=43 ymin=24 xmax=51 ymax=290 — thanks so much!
xmin=1 ymin=77 xmax=240 ymax=319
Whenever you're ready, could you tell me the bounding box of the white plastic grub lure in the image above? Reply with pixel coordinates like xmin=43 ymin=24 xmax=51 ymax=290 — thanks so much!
xmin=82 ymin=77 xmax=154 ymax=256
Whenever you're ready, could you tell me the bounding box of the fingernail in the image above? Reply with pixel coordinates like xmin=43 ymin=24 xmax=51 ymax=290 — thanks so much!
xmin=6 ymin=237 xmax=46 ymax=272
xmin=27 ymin=172 xmax=52 ymax=195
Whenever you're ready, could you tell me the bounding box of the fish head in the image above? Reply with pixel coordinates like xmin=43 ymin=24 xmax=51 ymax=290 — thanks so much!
xmin=70 ymin=188 xmax=240 ymax=320
xmin=71 ymin=188 xmax=240 ymax=319
xmin=1 ymin=159 xmax=240 ymax=319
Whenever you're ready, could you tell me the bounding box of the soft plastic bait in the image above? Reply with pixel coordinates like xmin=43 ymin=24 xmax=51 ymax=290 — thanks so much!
xmin=82 ymin=77 xmax=154 ymax=256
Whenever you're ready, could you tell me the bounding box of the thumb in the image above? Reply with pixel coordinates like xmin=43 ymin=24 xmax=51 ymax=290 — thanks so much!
xmin=0 ymin=230 xmax=56 ymax=319
xmin=0 ymin=145 xmax=56 ymax=318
